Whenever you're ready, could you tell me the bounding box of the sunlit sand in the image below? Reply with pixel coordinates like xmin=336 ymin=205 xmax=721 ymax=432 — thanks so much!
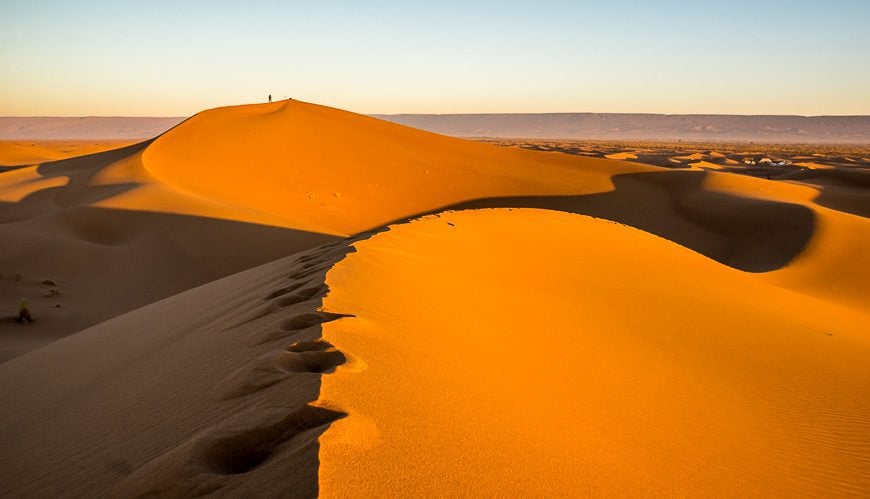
xmin=1 ymin=101 xmax=868 ymax=496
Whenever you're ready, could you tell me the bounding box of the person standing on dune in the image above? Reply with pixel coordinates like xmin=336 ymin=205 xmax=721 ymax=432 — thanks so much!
xmin=268 ymin=94 xmax=272 ymax=103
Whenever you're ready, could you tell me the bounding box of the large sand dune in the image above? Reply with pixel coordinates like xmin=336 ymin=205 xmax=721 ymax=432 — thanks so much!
xmin=0 ymin=138 xmax=336 ymax=361
xmin=0 ymin=100 xmax=868 ymax=496
xmin=319 ymin=209 xmax=870 ymax=496
xmin=1 ymin=99 xmax=656 ymax=359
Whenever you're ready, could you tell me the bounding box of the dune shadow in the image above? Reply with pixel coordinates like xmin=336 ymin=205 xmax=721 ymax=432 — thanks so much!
xmin=384 ymin=169 xmax=817 ymax=273
xmin=0 ymin=201 xmax=339 ymax=362
xmin=707 ymin=165 xmax=870 ymax=220
xmin=779 ymin=167 xmax=870 ymax=219
xmin=812 ymin=190 xmax=870 ymax=219
xmin=0 ymin=219 xmax=353 ymax=496
xmin=1 ymin=137 xmax=344 ymax=361
xmin=0 ymin=141 xmax=155 ymax=222
xmin=32 ymin=140 xmax=153 ymax=206
xmin=107 ymin=239 xmax=359 ymax=497
xmin=0 ymin=149 xmax=822 ymax=496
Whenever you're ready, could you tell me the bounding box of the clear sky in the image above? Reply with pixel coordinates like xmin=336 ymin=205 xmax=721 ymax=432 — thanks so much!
xmin=1 ymin=0 xmax=869 ymax=116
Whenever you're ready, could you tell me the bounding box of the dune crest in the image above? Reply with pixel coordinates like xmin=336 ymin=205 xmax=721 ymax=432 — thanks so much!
xmin=318 ymin=208 xmax=870 ymax=496
xmin=141 ymin=100 xmax=646 ymax=235
xmin=0 ymin=239 xmax=360 ymax=497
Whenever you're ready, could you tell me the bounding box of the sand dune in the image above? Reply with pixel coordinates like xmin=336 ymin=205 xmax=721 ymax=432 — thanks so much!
xmin=0 ymin=245 xmax=348 ymax=497
xmin=2 ymin=99 xmax=834 ymax=359
xmin=318 ymin=208 xmax=870 ymax=496
xmin=0 ymin=140 xmax=336 ymax=360
xmin=603 ymin=151 xmax=638 ymax=160
xmin=141 ymin=100 xmax=656 ymax=235
xmin=0 ymin=140 xmax=138 ymax=168
xmin=1 ymin=100 xmax=869 ymax=496
xmin=687 ymin=159 xmax=725 ymax=170
xmin=1 ymin=100 xmax=658 ymax=359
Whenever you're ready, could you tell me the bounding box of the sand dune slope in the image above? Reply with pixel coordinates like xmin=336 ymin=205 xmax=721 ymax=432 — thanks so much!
xmin=1 ymin=99 xmax=658 ymax=360
xmin=2 ymin=100 xmax=870 ymax=496
xmin=0 ymin=141 xmax=336 ymax=361
xmin=5 ymin=99 xmax=845 ymax=360
xmin=0 ymin=240 xmax=356 ymax=497
xmin=142 ymin=100 xmax=654 ymax=235
xmin=318 ymin=208 xmax=870 ymax=496
xmin=143 ymin=100 xmax=866 ymax=280
xmin=1 ymin=208 xmax=867 ymax=496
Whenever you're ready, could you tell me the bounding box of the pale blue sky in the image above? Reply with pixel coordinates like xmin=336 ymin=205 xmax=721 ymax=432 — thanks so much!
xmin=1 ymin=0 xmax=869 ymax=116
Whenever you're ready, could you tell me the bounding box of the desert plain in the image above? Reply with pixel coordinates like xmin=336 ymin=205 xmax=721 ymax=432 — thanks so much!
xmin=0 ymin=100 xmax=869 ymax=497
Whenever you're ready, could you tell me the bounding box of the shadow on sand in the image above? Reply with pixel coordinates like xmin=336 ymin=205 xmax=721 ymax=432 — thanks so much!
xmin=0 ymin=141 xmax=831 ymax=497
xmin=388 ymin=170 xmax=817 ymax=273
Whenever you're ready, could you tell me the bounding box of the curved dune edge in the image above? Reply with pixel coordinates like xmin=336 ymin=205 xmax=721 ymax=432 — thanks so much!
xmin=0 ymin=140 xmax=338 ymax=361
xmin=140 ymin=99 xmax=644 ymax=236
xmin=9 ymin=98 xmax=856 ymax=361
xmin=0 ymin=238 xmax=362 ymax=497
xmin=2 ymin=100 xmax=869 ymax=495
xmin=0 ymin=207 xmax=867 ymax=496
xmin=317 ymin=208 xmax=870 ymax=496
xmin=0 ymin=140 xmax=140 ymax=167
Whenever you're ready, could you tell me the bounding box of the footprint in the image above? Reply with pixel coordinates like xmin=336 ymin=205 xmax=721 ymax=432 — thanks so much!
xmin=276 ymin=340 xmax=346 ymax=374
xmin=288 ymin=265 xmax=330 ymax=281
xmin=249 ymin=311 xmax=351 ymax=346
xmin=297 ymin=253 xmax=325 ymax=264
xmin=113 ymin=405 xmax=346 ymax=497
xmin=227 ymin=286 xmax=323 ymax=329
xmin=195 ymin=404 xmax=346 ymax=475
xmin=287 ymin=340 xmax=334 ymax=353
xmin=284 ymin=311 xmax=349 ymax=331
xmin=274 ymin=285 xmax=326 ymax=308
xmin=265 ymin=281 xmax=306 ymax=300
xmin=211 ymin=340 xmax=346 ymax=400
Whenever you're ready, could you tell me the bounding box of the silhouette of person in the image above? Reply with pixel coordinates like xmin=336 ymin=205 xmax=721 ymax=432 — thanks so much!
xmin=268 ymin=94 xmax=272 ymax=103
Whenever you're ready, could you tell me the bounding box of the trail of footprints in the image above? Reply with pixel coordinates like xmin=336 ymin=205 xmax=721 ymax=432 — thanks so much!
xmin=219 ymin=241 xmax=356 ymax=400
xmin=115 ymin=241 xmax=362 ymax=496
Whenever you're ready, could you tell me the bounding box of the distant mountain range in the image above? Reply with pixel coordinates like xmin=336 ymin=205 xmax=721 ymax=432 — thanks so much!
xmin=0 ymin=117 xmax=185 ymax=140
xmin=374 ymin=114 xmax=870 ymax=144
xmin=2 ymin=113 xmax=870 ymax=144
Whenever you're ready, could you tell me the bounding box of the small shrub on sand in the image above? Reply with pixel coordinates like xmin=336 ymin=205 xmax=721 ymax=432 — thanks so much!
xmin=16 ymin=298 xmax=33 ymax=324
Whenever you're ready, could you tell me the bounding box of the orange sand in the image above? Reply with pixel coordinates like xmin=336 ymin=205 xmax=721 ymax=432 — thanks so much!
xmin=318 ymin=208 xmax=870 ymax=496
xmin=604 ymin=151 xmax=638 ymax=160
xmin=687 ymin=159 xmax=725 ymax=170
xmin=672 ymin=152 xmax=707 ymax=160
xmin=142 ymin=100 xmax=653 ymax=235
xmin=1 ymin=101 xmax=658 ymax=359
xmin=0 ymin=140 xmax=137 ymax=166
xmin=1 ymin=100 xmax=869 ymax=496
